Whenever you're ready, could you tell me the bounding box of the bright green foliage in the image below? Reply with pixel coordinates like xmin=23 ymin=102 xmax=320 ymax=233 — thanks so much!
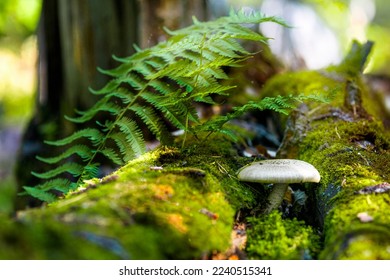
xmin=23 ymin=9 xmax=320 ymax=202
xmin=0 ymin=0 xmax=41 ymax=36
xmin=197 ymin=93 xmax=329 ymax=141
xmin=246 ymin=211 xmax=321 ymax=259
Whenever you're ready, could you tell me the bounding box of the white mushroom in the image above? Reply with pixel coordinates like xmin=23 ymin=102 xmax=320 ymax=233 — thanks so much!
xmin=237 ymin=159 xmax=320 ymax=213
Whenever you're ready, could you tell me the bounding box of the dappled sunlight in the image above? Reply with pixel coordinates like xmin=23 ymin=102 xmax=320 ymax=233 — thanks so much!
xmin=0 ymin=0 xmax=41 ymax=214
xmin=260 ymin=0 xmax=341 ymax=70
xmin=348 ymin=0 xmax=376 ymax=42
xmin=0 ymin=36 xmax=37 ymax=95
xmin=0 ymin=36 xmax=37 ymax=180
xmin=225 ymin=0 xmax=389 ymax=74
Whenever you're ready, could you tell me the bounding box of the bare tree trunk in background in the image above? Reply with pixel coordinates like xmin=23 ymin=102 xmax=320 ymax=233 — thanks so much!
xmin=57 ymin=0 xmax=138 ymax=128
xmin=138 ymin=0 xmax=209 ymax=48
xmin=15 ymin=0 xmax=210 ymax=209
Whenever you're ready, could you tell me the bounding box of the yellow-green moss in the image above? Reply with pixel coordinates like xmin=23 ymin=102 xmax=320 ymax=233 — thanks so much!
xmin=245 ymin=211 xmax=321 ymax=259
xmin=9 ymin=136 xmax=261 ymax=259
xmin=260 ymin=70 xmax=342 ymax=102
xmin=0 ymin=214 xmax=120 ymax=259
xmin=298 ymin=107 xmax=390 ymax=259
xmin=256 ymin=47 xmax=390 ymax=259
xmin=300 ymin=119 xmax=389 ymax=187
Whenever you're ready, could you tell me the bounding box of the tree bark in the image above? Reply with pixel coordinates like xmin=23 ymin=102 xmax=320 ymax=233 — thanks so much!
xmin=138 ymin=0 xmax=209 ymax=48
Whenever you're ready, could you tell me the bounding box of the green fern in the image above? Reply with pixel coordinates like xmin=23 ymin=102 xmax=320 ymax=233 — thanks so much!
xmin=194 ymin=93 xmax=330 ymax=141
xmin=23 ymin=9 xmax=308 ymax=202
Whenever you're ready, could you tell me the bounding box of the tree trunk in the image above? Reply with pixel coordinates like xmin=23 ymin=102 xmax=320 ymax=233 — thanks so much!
xmin=138 ymin=0 xmax=209 ymax=48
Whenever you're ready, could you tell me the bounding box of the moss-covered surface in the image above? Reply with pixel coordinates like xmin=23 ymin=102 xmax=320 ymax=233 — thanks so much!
xmin=245 ymin=211 xmax=321 ymax=259
xmin=259 ymin=51 xmax=390 ymax=259
xmin=1 ymin=137 xmax=261 ymax=259
xmin=1 ymin=128 xmax=324 ymax=260
xmin=0 ymin=214 xmax=120 ymax=259
xmin=300 ymin=119 xmax=390 ymax=259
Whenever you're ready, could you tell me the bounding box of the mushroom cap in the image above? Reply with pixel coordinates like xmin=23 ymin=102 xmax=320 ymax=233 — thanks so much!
xmin=237 ymin=159 xmax=321 ymax=184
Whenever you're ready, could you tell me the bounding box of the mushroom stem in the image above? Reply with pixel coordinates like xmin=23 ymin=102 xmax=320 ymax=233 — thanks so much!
xmin=265 ymin=183 xmax=289 ymax=214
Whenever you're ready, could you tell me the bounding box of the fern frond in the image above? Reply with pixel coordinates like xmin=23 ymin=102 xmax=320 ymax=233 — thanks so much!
xmin=28 ymin=8 xmax=294 ymax=202
xmin=227 ymin=8 xmax=289 ymax=26
xmin=99 ymin=148 xmax=124 ymax=165
xmin=148 ymin=59 xmax=193 ymax=80
xmin=224 ymin=23 xmax=268 ymax=42
xmin=88 ymin=79 xmax=121 ymax=95
xmin=140 ymin=92 xmax=190 ymax=130
xmin=66 ymin=101 xmax=122 ymax=123
xmin=109 ymin=133 xmax=136 ymax=162
xmin=23 ymin=187 xmax=58 ymax=203
xmin=130 ymin=105 xmax=171 ymax=143
xmin=214 ymin=128 xmax=240 ymax=142
xmin=25 ymin=178 xmax=75 ymax=193
xmin=149 ymin=80 xmax=175 ymax=95
xmin=80 ymin=163 xmax=100 ymax=181
xmin=108 ymin=88 xmax=134 ymax=104
xmin=97 ymin=64 xmax=129 ymax=77
xmin=36 ymin=145 xmax=93 ymax=164
xmin=115 ymin=117 xmax=146 ymax=157
xmin=32 ymin=162 xmax=84 ymax=179
xmin=195 ymin=94 xmax=326 ymax=139
xmin=44 ymin=128 xmax=104 ymax=147
xmin=207 ymin=38 xmax=248 ymax=58
xmin=122 ymin=74 xmax=146 ymax=91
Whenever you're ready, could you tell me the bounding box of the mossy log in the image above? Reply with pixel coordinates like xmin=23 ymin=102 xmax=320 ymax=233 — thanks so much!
xmin=3 ymin=140 xmax=258 ymax=259
xmin=260 ymin=41 xmax=390 ymax=259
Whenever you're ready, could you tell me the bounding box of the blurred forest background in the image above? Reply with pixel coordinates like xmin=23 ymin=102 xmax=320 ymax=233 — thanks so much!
xmin=0 ymin=0 xmax=389 ymax=214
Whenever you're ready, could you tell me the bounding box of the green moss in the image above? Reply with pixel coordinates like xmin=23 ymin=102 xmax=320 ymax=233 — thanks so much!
xmin=0 ymin=215 xmax=120 ymax=259
xmin=321 ymin=191 xmax=390 ymax=258
xmin=300 ymin=119 xmax=388 ymax=186
xmin=256 ymin=46 xmax=390 ymax=259
xmin=9 ymin=137 xmax=260 ymax=259
xmin=260 ymin=70 xmax=342 ymax=101
xmin=259 ymin=69 xmax=346 ymax=131
xmin=320 ymin=222 xmax=390 ymax=260
xmin=245 ymin=211 xmax=321 ymax=259
xmin=175 ymin=134 xmax=260 ymax=210
xmin=298 ymin=108 xmax=390 ymax=259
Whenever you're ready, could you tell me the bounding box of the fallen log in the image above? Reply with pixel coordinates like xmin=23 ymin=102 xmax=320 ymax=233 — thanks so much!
xmin=5 ymin=142 xmax=253 ymax=259
xmin=260 ymin=40 xmax=390 ymax=259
